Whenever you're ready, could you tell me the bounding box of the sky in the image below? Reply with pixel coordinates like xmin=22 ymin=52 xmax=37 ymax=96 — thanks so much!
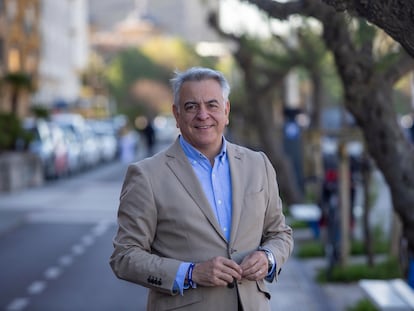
xmin=220 ymin=0 xmax=289 ymax=38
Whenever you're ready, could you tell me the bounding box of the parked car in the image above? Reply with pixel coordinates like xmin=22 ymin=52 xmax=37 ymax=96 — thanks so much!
xmin=80 ymin=124 xmax=101 ymax=168
xmin=87 ymin=119 xmax=118 ymax=162
xmin=153 ymin=115 xmax=180 ymax=143
xmin=47 ymin=122 xmax=69 ymax=178
xmin=51 ymin=113 xmax=101 ymax=170
xmin=58 ymin=122 xmax=83 ymax=175
xmin=23 ymin=118 xmax=55 ymax=179
xmin=23 ymin=118 xmax=69 ymax=179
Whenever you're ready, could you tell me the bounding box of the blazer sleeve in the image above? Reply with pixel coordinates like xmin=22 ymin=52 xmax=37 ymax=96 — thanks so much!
xmin=109 ymin=163 xmax=181 ymax=295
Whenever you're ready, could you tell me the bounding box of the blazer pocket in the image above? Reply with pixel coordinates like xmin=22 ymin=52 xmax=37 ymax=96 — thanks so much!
xmin=150 ymin=289 xmax=203 ymax=310
xmin=256 ymin=280 xmax=271 ymax=300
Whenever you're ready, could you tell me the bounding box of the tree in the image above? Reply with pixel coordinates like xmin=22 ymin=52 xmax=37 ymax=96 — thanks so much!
xmin=247 ymin=0 xmax=414 ymax=267
xmin=322 ymin=0 xmax=414 ymax=58
xmin=209 ymin=13 xmax=335 ymax=204
xmin=105 ymin=48 xmax=171 ymax=110
xmin=105 ymin=37 xmax=220 ymax=122
xmin=2 ymin=72 xmax=33 ymax=116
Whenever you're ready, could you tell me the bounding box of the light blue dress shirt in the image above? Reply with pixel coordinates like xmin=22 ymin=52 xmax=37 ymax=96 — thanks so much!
xmin=172 ymin=136 xmax=276 ymax=294
xmin=174 ymin=135 xmax=232 ymax=294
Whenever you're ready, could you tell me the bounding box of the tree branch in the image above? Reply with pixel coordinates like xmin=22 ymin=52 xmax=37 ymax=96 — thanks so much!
xmin=322 ymin=0 xmax=414 ymax=57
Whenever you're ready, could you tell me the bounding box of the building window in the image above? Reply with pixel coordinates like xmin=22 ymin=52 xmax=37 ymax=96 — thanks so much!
xmin=8 ymin=48 xmax=20 ymax=72
xmin=24 ymin=5 xmax=35 ymax=34
xmin=25 ymin=53 xmax=37 ymax=73
xmin=6 ymin=0 xmax=17 ymax=22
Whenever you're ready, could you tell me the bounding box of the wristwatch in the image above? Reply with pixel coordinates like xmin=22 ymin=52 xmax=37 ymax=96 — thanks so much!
xmin=260 ymin=248 xmax=275 ymax=273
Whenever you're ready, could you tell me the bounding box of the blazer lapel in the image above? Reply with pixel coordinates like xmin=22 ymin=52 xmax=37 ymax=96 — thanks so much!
xmin=227 ymin=143 xmax=244 ymax=244
xmin=165 ymin=139 xmax=226 ymax=241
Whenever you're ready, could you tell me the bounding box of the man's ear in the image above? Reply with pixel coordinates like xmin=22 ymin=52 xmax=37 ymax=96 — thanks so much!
xmin=172 ymin=105 xmax=180 ymax=128
xmin=225 ymin=100 xmax=230 ymax=125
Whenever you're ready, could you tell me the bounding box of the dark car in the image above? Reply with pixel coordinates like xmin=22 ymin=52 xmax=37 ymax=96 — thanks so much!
xmin=23 ymin=118 xmax=57 ymax=179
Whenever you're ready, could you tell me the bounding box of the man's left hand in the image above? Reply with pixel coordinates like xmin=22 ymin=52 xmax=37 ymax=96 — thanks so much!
xmin=240 ymin=251 xmax=268 ymax=281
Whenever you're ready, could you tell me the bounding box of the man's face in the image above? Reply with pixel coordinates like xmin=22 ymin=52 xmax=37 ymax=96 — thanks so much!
xmin=173 ymin=79 xmax=230 ymax=155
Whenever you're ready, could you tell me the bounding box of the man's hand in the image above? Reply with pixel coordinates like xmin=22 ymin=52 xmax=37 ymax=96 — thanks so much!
xmin=240 ymin=251 xmax=268 ymax=281
xmin=192 ymin=256 xmax=242 ymax=287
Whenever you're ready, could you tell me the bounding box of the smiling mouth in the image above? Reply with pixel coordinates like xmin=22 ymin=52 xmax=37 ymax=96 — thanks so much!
xmin=195 ymin=125 xmax=213 ymax=129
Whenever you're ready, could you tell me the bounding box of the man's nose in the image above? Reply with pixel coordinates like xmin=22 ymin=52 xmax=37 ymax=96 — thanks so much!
xmin=196 ymin=104 xmax=209 ymax=119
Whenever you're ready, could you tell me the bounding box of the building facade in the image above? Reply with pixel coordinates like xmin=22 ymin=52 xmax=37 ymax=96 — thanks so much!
xmin=0 ymin=0 xmax=89 ymax=118
xmin=0 ymin=0 xmax=41 ymax=118
xmin=33 ymin=0 xmax=89 ymax=110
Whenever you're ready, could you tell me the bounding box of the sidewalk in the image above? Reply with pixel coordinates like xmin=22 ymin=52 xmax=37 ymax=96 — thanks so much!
xmin=268 ymin=228 xmax=364 ymax=311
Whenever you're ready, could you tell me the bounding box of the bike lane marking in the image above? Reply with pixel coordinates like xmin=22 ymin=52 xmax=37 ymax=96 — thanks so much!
xmin=5 ymin=220 xmax=111 ymax=311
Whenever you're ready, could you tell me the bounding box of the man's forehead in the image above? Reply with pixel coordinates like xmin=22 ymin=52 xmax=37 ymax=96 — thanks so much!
xmin=180 ymin=81 xmax=222 ymax=101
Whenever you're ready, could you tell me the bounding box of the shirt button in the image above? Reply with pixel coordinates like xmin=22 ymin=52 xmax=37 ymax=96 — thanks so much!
xmin=218 ymin=200 xmax=222 ymax=204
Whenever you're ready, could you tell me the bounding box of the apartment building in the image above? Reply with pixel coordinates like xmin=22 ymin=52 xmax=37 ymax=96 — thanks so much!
xmin=0 ymin=0 xmax=40 ymax=118
xmin=33 ymin=0 xmax=89 ymax=109
xmin=0 ymin=0 xmax=89 ymax=118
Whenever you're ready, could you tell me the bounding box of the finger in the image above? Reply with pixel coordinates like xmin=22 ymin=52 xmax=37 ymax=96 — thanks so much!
xmin=221 ymin=259 xmax=243 ymax=280
xmin=222 ymin=258 xmax=243 ymax=271
xmin=244 ymin=268 xmax=265 ymax=281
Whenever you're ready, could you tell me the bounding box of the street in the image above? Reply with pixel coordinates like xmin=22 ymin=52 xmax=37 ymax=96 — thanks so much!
xmin=0 ymin=160 xmax=148 ymax=311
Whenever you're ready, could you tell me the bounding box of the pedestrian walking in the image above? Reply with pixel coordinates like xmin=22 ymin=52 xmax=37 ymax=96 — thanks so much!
xmin=143 ymin=119 xmax=156 ymax=156
xmin=119 ymin=125 xmax=137 ymax=164
xmin=110 ymin=67 xmax=293 ymax=311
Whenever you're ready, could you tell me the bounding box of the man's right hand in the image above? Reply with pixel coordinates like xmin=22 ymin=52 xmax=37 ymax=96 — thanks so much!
xmin=191 ymin=256 xmax=242 ymax=287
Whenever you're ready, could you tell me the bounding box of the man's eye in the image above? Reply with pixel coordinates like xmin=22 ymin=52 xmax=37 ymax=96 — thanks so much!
xmin=208 ymin=102 xmax=219 ymax=110
xmin=184 ymin=103 xmax=198 ymax=111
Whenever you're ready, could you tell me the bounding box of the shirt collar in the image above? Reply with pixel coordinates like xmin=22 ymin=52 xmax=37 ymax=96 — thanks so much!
xmin=179 ymin=135 xmax=227 ymax=164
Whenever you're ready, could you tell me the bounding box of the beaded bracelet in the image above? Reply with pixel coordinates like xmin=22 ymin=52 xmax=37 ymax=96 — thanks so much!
xmin=188 ymin=263 xmax=195 ymax=288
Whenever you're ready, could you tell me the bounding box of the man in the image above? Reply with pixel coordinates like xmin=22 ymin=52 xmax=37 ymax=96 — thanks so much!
xmin=110 ymin=67 xmax=293 ymax=311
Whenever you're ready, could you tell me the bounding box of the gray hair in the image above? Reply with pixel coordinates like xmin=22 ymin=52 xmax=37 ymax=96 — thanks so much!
xmin=170 ymin=67 xmax=231 ymax=107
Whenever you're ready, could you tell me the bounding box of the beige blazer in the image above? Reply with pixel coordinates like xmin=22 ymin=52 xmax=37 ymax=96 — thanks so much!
xmin=110 ymin=138 xmax=293 ymax=311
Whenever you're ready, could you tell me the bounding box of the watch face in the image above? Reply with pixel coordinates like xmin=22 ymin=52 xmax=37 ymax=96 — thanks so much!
xmin=267 ymin=253 xmax=273 ymax=272
xmin=263 ymin=250 xmax=274 ymax=272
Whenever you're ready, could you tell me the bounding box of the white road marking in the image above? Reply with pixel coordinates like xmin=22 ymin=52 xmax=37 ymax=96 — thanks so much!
xmin=81 ymin=234 xmax=94 ymax=246
xmin=72 ymin=244 xmax=85 ymax=255
xmin=58 ymin=255 xmax=73 ymax=266
xmin=91 ymin=221 xmax=110 ymax=237
xmin=27 ymin=281 xmax=46 ymax=295
xmin=6 ymin=221 xmax=108 ymax=310
xmin=44 ymin=266 xmax=61 ymax=280
xmin=6 ymin=298 xmax=29 ymax=311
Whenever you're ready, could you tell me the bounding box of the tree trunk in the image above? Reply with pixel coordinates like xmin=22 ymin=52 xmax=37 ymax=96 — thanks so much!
xmin=11 ymin=88 xmax=18 ymax=115
xmin=347 ymin=81 xmax=414 ymax=253
xmin=250 ymin=92 xmax=303 ymax=204
xmin=361 ymin=153 xmax=374 ymax=266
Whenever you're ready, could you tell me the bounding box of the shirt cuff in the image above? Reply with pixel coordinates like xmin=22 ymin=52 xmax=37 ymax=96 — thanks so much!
xmin=174 ymin=262 xmax=191 ymax=295
xmin=259 ymin=247 xmax=277 ymax=280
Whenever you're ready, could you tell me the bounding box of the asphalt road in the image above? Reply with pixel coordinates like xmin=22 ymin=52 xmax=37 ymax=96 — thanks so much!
xmin=0 ymin=159 xmax=149 ymax=311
